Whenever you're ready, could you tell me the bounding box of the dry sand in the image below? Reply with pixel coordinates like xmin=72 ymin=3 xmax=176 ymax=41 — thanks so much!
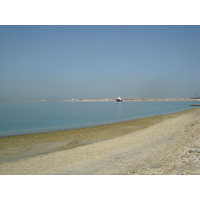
xmin=0 ymin=108 xmax=200 ymax=175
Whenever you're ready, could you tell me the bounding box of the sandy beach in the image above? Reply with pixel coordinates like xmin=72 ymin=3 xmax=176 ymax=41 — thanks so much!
xmin=0 ymin=108 xmax=200 ymax=175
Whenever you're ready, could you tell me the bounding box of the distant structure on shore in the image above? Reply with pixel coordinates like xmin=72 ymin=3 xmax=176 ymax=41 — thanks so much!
xmin=1 ymin=97 xmax=199 ymax=102
xmin=190 ymin=93 xmax=200 ymax=99
xmin=116 ymin=96 xmax=123 ymax=102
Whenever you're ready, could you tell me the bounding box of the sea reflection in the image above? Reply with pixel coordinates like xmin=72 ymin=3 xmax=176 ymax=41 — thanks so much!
xmin=117 ymin=102 xmax=122 ymax=117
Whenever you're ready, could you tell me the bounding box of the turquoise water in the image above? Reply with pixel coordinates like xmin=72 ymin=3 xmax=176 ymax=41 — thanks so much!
xmin=0 ymin=101 xmax=196 ymax=137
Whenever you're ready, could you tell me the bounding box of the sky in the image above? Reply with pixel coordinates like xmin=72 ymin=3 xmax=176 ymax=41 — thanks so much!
xmin=0 ymin=25 xmax=200 ymax=100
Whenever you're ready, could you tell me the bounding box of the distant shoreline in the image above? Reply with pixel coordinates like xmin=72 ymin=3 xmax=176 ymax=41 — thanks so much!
xmin=0 ymin=98 xmax=200 ymax=102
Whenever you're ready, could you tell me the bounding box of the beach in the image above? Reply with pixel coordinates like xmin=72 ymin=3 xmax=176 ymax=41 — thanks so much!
xmin=0 ymin=108 xmax=200 ymax=175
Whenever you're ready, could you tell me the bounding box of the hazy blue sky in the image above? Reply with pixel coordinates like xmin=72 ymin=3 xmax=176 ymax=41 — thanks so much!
xmin=0 ymin=25 xmax=200 ymax=100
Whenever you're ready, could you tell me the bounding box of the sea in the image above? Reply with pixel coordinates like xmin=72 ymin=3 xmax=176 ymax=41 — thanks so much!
xmin=0 ymin=101 xmax=197 ymax=137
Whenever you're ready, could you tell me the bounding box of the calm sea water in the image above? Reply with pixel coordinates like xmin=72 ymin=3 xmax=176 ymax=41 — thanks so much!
xmin=0 ymin=101 xmax=197 ymax=137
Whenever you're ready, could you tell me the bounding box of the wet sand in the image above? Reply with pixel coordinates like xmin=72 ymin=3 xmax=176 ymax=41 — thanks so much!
xmin=0 ymin=108 xmax=200 ymax=175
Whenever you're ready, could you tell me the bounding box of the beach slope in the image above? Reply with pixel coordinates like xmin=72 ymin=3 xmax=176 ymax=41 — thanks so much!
xmin=0 ymin=108 xmax=200 ymax=175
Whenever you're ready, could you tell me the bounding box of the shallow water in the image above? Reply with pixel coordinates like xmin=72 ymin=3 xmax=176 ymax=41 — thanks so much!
xmin=0 ymin=101 xmax=197 ymax=136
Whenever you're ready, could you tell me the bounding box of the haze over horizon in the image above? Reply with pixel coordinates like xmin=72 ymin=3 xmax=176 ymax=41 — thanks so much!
xmin=0 ymin=25 xmax=200 ymax=101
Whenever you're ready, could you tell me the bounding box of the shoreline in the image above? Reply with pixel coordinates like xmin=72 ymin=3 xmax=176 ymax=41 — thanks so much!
xmin=1 ymin=103 xmax=198 ymax=138
xmin=1 ymin=98 xmax=200 ymax=102
xmin=0 ymin=108 xmax=200 ymax=174
xmin=2 ymin=110 xmax=189 ymax=163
